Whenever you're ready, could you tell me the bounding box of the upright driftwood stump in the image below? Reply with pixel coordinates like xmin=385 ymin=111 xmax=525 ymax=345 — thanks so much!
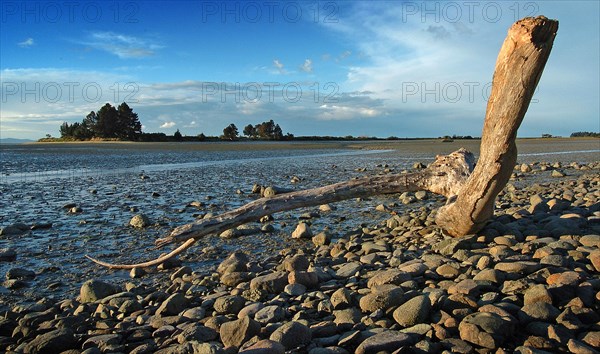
xmin=88 ymin=16 xmax=558 ymax=269
xmin=436 ymin=16 xmax=559 ymax=236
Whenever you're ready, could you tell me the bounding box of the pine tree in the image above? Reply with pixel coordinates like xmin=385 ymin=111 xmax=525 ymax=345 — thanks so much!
xmin=174 ymin=129 xmax=183 ymax=141
xmin=96 ymin=103 xmax=119 ymax=138
xmin=116 ymin=102 xmax=142 ymax=140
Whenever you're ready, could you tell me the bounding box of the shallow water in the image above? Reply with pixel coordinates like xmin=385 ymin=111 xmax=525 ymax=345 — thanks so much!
xmin=0 ymin=139 xmax=598 ymax=308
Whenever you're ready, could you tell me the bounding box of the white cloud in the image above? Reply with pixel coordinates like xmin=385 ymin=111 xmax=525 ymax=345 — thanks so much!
xmin=336 ymin=50 xmax=351 ymax=62
xmin=82 ymin=31 xmax=163 ymax=59
xmin=3 ymin=1 xmax=598 ymax=141
xmin=273 ymin=59 xmax=286 ymax=74
xmin=0 ymin=67 xmax=392 ymax=138
xmin=160 ymin=121 xmax=176 ymax=128
xmin=318 ymin=104 xmax=380 ymax=120
xmin=0 ymin=68 xmax=134 ymax=138
xmin=319 ymin=3 xmax=511 ymax=133
xmin=300 ymin=59 xmax=313 ymax=73
xmin=317 ymin=2 xmax=599 ymax=137
xmin=18 ymin=38 xmax=34 ymax=48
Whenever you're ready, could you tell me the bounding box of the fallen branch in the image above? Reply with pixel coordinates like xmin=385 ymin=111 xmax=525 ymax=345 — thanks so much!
xmin=88 ymin=149 xmax=474 ymax=269
xmin=87 ymin=16 xmax=558 ymax=269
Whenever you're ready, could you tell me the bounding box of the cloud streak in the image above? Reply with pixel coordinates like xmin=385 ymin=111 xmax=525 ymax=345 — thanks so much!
xmin=160 ymin=121 xmax=176 ymax=128
xmin=2 ymin=2 xmax=598 ymax=139
xmin=319 ymin=1 xmax=597 ymax=137
xmin=18 ymin=38 xmax=34 ymax=48
xmin=83 ymin=32 xmax=163 ymax=59
xmin=300 ymin=59 xmax=313 ymax=73
xmin=1 ymin=65 xmax=393 ymax=138
xmin=273 ymin=59 xmax=286 ymax=74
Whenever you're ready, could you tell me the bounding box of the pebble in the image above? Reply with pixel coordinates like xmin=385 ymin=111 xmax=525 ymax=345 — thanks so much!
xmin=393 ymin=294 xmax=431 ymax=327
xmin=523 ymin=284 xmax=553 ymax=305
xmin=155 ymin=293 xmax=188 ymax=316
xmin=254 ymin=305 xmax=285 ymax=324
xmin=335 ymin=262 xmax=362 ymax=278
xmin=330 ymin=288 xmax=354 ymax=309
xmin=213 ymin=295 xmax=245 ymax=315
xmin=23 ymin=328 xmax=77 ymax=353
xmin=129 ymin=214 xmax=151 ymax=228
xmin=5 ymin=268 xmax=35 ymax=280
xmin=459 ymin=312 xmax=514 ymax=349
xmin=312 ymin=231 xmax=332 ymax=246
xmin=0 ymin=223 xmax=29 ymax=236
xmin=359 ymin=285 xmax=404 ymax=312
xmin=355 ymin=330 xmax=416 ymax=354
xmin=288 ymin=271 xmax=319 ymax=288
xmin=79 ymin=279 xmax=119 ymax=303
xmin=269 ymin=321 xmax=312 ymax=350
xmin=1 ymin=160 xmax=599 ymax=353
xmin=0 ymin=248 xmax=17 ymax=262
xmin=250 ymin=271 xmax=288 ymax=293
xmin=240 ymin=339 xmax=285 ymax=353
xmin=292 ymin=222 xmax=313 ymax=239
xmin=367 ymin=269 xmax=411 ymax=288
xmin=220 ymin=316 xmax=261 ymax=348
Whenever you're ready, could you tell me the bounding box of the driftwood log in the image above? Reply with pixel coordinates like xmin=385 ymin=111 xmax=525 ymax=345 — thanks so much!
xmin=88 ymin=16 xmax=558 ymax=269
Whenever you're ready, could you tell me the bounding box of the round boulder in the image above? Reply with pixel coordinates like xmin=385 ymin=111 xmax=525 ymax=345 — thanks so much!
xmin=269 ymin=321 xmax=311 ymax=350
xmin=80 ymin=279 xmax=119 ymax=303
xmin=459 ymin=312 xmax=515 ymax=349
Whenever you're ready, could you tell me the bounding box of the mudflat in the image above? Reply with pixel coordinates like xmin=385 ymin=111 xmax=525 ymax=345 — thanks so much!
xmin=0 ymin=138 xmax=598 ymax=353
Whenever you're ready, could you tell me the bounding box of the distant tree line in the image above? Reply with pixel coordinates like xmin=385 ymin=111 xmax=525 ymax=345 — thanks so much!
xmin=442 ymin=134 xmax=475 ymax=140
xmin=242 ymin=120 xmax=293 ymax=140
xmin=55 ymin=107 xmax=297 ymax=143
xmin=570 ymin=131 xmax=600 ymax=138
xmin=221 ymin=120 xmax=294 ymax=141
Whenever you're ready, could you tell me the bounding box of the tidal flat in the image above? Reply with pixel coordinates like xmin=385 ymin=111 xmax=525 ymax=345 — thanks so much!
xmin=0 ymin=138 xmax=598 ymax=305
xmin=0 ymin=138 xmax=599 ymax=353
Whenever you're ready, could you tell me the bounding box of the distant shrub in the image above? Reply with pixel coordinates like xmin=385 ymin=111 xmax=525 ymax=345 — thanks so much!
xmin=570 ymin=131 xmax=600 ymax=138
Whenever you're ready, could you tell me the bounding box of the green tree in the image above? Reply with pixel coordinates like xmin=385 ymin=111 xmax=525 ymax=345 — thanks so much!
xmin=273 ymin=124 xmax=283 ymax=140
xmin=173 ymin=129 xmax=183 ymax=141
xmin=59 ymin=121 xmax=92 ymax=140
xmin=84 ymin=111 xmax=99 ymax=136
xmin=571 ymin=131 xmax=600 ymax=138
xmin=116 ymin=102 xmax=142 ymax=140
xmin=243 ymin=124 xmax=256 ymax=138
xmin=256 ymin=120 xmax=275 ymax=139
xmin=73 ymin=121 xmax=93 ymax=139
xmin=222 ymin=123 xmax=238 ymax=140
xmin=96 ymin=103 xmax=119 ymax=138
xmin=59 ymin=122 xmax=73 ymax=138
xmin=57 ymin=103 xmax=143 ymax=141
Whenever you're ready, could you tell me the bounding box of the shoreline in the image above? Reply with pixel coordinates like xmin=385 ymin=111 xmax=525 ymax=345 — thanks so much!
xmin=17 ymin=136 xmax=599 ymax=148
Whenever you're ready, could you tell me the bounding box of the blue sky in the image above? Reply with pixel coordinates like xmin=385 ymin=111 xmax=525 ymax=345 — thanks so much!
xmin=1 ymin=1 xmax=598 ymax=139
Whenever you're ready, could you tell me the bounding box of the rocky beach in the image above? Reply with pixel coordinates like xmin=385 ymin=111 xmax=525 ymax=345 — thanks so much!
xmin=1 ymin=139 xmax=599 ymax=353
